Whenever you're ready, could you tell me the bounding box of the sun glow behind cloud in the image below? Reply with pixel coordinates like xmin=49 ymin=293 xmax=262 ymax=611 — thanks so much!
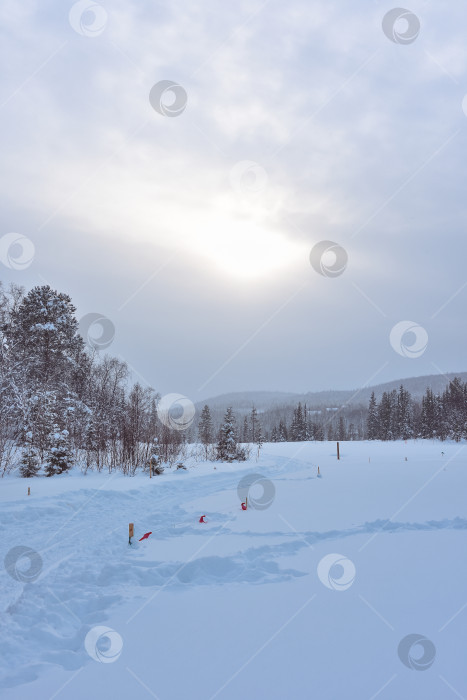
xmin=195 ymin=218 xmax=302 ymax=279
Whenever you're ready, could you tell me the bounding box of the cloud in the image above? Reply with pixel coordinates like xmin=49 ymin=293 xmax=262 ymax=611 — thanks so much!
xmin=1 ymin=0 xmax=467 ymax=398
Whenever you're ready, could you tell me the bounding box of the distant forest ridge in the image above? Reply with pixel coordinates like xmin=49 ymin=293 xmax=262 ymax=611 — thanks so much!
xmin=197 ymin=372 xmax=467 ymax=442
xmin=199 ymin=372 xmax=467 ymax=413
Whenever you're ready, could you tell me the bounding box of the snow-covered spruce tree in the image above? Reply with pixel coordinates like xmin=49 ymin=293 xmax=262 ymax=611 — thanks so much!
xmin=314 ymin=422 xmax=325 ymax=441
xmin=242 ymin=416 xmax=249 ymax=442
xmin=396 ymin=385 xmax=413 ymax=440
xmin=442 ymin=377 xmax=466 ymax=442
xmin=19 ymin=428 xmax=40 ymax=478
xmin=367 ymin=392 xmax=379 ymax=440
xmin=45 ymin=426 xmax=73 ymax=476
xmin=290 ymin=403 xmax=306 ymax=441
xmin=9 ymin=285 xmax=85 ymax=388
xmin=250 ymin=406 xmax=260 ymax=443
xmin=256 ymin=419 xmax=263 ymax=458
xmin=337 ymin=415 xmax=346 ymax=441
xmin=278 ymin=419 xmax=287 ymax=442
xmin=149 ymin=437 xmax=163 ymax=473
xmin=198 ymin=405 xmax=213 ymax=460
xmin=420 ymin=388 xmax=438 ymax=439
xmin=303 ymin=404 xmax=312 ymax=440
xmin=378 ymin=391 xmax=393 ymax=440
xmin=216 ymin=407 xmax=244 ymax=462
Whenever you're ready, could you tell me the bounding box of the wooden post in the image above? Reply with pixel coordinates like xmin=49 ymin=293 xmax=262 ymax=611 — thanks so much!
xmin=317 ymin=466 xmax=320 ymax=476
xmin=150 ymin=458 xmax=152 ymax=479
xmin=245 ymin=496 xmax=248 ymax=510
xmin=129 ymin=523 xmax=134 ymax=545
xmin=28 ymin=487 xmax=30 ymax=496
xmin=337 ymin=441 xmax=340 ymax=460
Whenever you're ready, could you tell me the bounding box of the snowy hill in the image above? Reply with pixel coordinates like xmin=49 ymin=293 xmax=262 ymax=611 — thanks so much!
xmin=1 ymin=440 xmax=465 ymax=700
xmin=200 ymin=371 xmax=467 ymax=412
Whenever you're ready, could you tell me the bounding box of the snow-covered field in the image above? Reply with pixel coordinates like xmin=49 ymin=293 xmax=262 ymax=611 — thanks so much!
xmin=1 ymin=441 xmax=466 ymax=700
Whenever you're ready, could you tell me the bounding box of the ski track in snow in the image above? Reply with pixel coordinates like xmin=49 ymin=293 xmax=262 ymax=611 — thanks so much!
xmin=0 ymin=447 xmax=465 ymax=691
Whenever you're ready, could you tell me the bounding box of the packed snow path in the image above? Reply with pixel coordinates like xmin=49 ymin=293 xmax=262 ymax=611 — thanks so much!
xmin=1 ymin=441 xmax=466 ymax=700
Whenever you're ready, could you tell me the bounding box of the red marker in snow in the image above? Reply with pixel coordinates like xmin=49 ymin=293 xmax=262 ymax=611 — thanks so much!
xmin=241 ymin=502 xmax=247 ymax=511
xmin=139 ymin=532 xmax=152 ymax=541
xmin=199 ymin=515 xmax=207 ymax=523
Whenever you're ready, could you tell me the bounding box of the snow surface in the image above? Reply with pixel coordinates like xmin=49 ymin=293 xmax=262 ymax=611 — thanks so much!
xmin=1 ymin=440 xmax=466 ymax=700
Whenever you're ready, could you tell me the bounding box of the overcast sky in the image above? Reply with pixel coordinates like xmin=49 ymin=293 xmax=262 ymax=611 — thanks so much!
xmin=1 ymin=0 xmax=466 ymax=402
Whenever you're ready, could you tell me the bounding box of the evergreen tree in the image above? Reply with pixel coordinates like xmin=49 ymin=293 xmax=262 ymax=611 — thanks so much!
xmin=420 ymin=388 xmax=437 ymax=438
xmin=256 ymin=418 xmax=264 ymax=457
xmin=19 ymin=427 xmax=40 ymax=477
xmin=303 ymin=404 xmax=312 ymax=440
xmin=278 ymin=420 xmax=288 ymax=442
xmin=250 ymin=406 xmax=260 ymax=443
xmin=242 ymin=416 xmax=249 ymax=442
xmin=9 ymin=285 xmax=84 ymax=387
xmin=216 ymin=407 xmax=239 ymax=462
xmin=314 ymin=423 xmax=325 ymax=441
xmin=198 ymin=405 xmax=213 ymax=460
xmin=378 ymin=391 xmax=393 ymax=440
xmin=290 ymin=403 xmax=305 ymax=441
xmin=337 ymin=415 xmax=347 ymax=441
xmin=149 ymin=437 xmax=161 ymax=472
xmin=45 ymin=426 xmax=73 ymax=476
xmin=396 ymin=385 xmax=413 ymax=440
xmin=367 ymin=392 xmax=379 ymax=440
xmin=442 ymin=377 xmax=466 ymax=441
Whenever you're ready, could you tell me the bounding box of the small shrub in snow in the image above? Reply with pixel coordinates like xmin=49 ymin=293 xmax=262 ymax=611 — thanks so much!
xmin=45 ymin=427 xmax=73 ymax=476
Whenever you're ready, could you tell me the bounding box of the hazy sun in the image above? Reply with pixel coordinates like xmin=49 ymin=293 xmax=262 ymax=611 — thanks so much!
xmin=197 ymin=219 xmax=300 ymax=280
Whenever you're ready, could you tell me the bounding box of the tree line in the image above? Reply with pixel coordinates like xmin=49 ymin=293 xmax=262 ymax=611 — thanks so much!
xmin=367 ymin=378 xmax=467 ymax=442
xmin=0 ymin=283 xmax=263 ymax=477
xmin=238 ymin=382 xmax=467 ymax=444
xmin=1 ymin=282 xmax=464 ymax=478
